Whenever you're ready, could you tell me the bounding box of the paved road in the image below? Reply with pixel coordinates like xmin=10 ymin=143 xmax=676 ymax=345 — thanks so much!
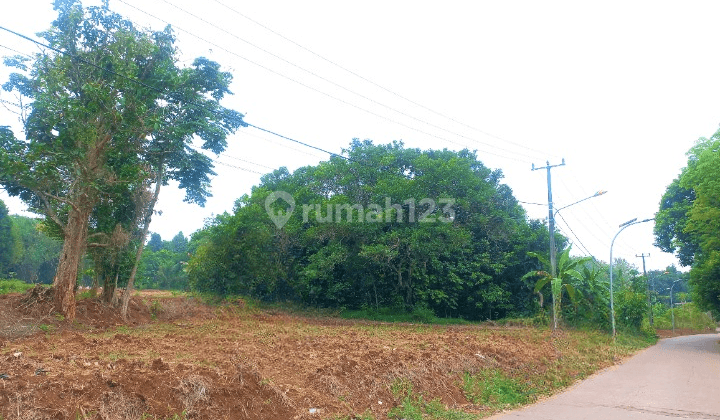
xmin=489 ymin=334 xmax=720 ymax=420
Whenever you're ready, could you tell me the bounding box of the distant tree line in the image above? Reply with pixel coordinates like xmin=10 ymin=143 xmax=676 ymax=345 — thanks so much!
xmin=0 ymin=201 xmax=62 ymax=284
xmin=136 ymin=232 xmax=189 ymax=291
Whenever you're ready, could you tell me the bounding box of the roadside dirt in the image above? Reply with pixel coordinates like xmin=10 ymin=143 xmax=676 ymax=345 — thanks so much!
xmin=654 ymin=328 xmax=715 ymax=338
xmin=0 ymin=289 xmax=655 ymax=419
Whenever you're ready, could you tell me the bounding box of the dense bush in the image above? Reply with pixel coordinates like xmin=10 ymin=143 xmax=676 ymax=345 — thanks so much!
xmin=187 ymin=141 xmax=553 ymax=320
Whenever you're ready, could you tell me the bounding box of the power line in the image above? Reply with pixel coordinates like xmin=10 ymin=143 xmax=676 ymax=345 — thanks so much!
xmin=246 ymin=123 xmax=348 ymax=161
xmin=186 ymin=143 xmax=275 ymax=172
xmin=211 ymin=0 xmax=555 ymax=160
xmin=517 ymin=200 xmax=546 ymax=207
xmin=0 ymin=26 xmax=353 ymax=165
xmin=555 ymin=211 xmax=595 ymax=258
xmin=148 ymin=0 xmax=541 ymax=162
xmin=114 ymin=0 xmax=535 ymax=164
xmin=240 ymin=130 xmax=326 ymax=160
xmin=219 ymin=153 xmax=275 ymax=171
xmin=213 ymin=160 xmax=264 ymax=175
xmin=0 ymin=43 xmax=32 ymax=57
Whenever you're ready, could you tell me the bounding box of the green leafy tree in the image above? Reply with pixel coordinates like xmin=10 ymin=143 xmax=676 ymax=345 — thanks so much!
xmin=137 ymin=248 xmax=187 ymax=290
xmin=8 ymin=215 xmax=62 ymax=283
xmin=169 ymin=231 xmax=188 ymax=255
xmin=0 ymin=199 xmax=21 ymax=276
xmin=654 ymin=131 xmax=720 ymax=315
xmin=0 ymin=1 xmax=245 ymax=319
xmin=147 ymin=233 xmax=163 ymax=252
xmin=188 ymin=140 xmax=553 ymax=320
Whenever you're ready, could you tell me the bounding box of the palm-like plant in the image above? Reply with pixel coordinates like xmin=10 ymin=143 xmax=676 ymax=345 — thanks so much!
xmin=523 ymin=247 xmax=591 ymax=329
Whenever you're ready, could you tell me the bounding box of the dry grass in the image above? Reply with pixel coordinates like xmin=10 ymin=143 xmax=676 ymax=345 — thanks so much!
xmin=177 ymin=374 xmax=210 ymax=415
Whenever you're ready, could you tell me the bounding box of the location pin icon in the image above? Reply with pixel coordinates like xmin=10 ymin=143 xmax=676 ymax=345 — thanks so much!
xmin=265 ymin=191 xmax=295 ymax=229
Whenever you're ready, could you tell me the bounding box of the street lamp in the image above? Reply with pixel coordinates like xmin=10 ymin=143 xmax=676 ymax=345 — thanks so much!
xmin=554 ymin=190 xmax=607 ymax=218
xmin=547 ymin=190 xmax=607 ymax=330
xmin=667 ymin=279 xmax=680 ymax=334
xmin=609 ymin=217 xmax=654 ymax=341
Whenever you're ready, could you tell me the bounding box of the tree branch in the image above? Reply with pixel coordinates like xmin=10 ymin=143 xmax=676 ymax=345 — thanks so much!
xmin=87 ymin=243 xmax=110 ymax=248
xmin=35 ymin=190 xmax=67 ymax=232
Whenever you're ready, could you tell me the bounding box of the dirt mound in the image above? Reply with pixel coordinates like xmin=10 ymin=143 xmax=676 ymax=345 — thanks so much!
xmin=0 ymin=288 xmax=213 ymax=341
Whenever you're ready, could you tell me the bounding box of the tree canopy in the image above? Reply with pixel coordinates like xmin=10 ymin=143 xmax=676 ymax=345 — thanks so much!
xmin=0 ymin=0 xmax=245 ymax=318
xmin=187 ymin=140 xmax=555 ymax=320
xmin=654 ymin=130 xmax=720 ymax=315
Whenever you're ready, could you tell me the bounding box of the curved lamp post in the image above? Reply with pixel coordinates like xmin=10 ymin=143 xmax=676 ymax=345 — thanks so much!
xmin=609 ymin=217 xmax=653 ymax=341
xmin=547 ymin=190 xmax=607 ymax=330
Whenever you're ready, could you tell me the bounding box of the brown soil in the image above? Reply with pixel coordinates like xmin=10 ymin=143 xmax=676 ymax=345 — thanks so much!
xmin=655 ymin=328 xmax=716 ymax=338
xmin=0 ymin=289 xmax=637 ymax=419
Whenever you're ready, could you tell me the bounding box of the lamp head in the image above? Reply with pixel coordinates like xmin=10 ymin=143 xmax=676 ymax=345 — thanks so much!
xmin=619 ymin=218 xmax=638 ymax=228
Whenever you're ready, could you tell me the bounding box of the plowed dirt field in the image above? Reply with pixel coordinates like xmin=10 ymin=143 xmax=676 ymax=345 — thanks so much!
xmin=0 ymin=289 xmax=649 ymax=419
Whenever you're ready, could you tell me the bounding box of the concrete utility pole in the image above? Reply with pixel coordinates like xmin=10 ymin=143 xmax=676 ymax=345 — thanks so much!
xmin=636 ymin=253 xmax=653 ymax=326
xmin=532 ymin=159 xmax=565 ymax=330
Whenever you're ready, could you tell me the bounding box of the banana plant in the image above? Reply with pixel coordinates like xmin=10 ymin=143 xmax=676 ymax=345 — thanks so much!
xmin=523 ymin=247 xmax=590 ymax=328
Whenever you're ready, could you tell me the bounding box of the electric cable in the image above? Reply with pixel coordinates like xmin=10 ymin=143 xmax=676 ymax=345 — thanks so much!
xmin=113 ymin=0 xmax=535 ymax=163
xmin=143 ymin=0 xmax=541 ymax=162
xmin=211 ymin=0 xmax=558 ymax=160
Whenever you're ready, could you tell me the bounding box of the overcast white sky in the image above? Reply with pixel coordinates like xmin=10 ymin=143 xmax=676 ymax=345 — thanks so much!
xmin=2 ymin=0 xmax=719 ymax=272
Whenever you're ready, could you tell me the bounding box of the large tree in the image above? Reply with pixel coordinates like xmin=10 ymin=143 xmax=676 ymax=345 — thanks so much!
xmin=655 ymin=131 xmax=720 ymax=315
xmin=188 ymin=140 xmax=553 ymax=320
xmin=0 ymin=0 xmax=245 ymax=319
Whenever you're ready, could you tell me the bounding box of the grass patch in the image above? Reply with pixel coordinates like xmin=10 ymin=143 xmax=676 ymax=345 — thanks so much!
xmin=462 ymin=370 xmax=531 ymax=409
xmin=38 ymin=324 xmax=55 ymax=333
xmin=0 ymin=279 xmax=38 ymax=294
xmin=461 ymin=328 xmax=656 ymax=414
xmin=341 ymin=306 xmax=471 ymax=325
xmin=76 ymin=289 xmax=96 ymax=300
xmin=388 ymin=378 xmax=476 ymax=420
xmin=106 ymin=351 xmax=129 ymax=362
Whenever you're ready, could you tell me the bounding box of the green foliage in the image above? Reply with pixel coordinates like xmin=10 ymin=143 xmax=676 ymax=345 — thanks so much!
xmin=388 ymin=378 xmax=474 ymax=420
xmin=653 ymin=302 xmax=716 ymax=330
xmin=0 ymin=0 xmax=245 ymax=315
xmin=615 ymin=288 xmax=647 ymax=331
xmin=38 ymin=324 xmax=55 ymax=332
xmin=0 ymin=200 xmax=21 ymax=277
xmin=462 ymin=370 xmax=531 ymax=408
xmin=654 ymin=131 xmax=720 ymax=315
xmin=341 ymin=306 xmax=470 ymax=325
xmin=187 ymin=141 xmax=555 ymax=320
xmin=0 ymin=278 xmax=36 ymax=294
xmin=524 ymin=247 xmax=590 ymax=326
xmin=8 ymin=215 xmax=62 ymax=284
xmin=137 ymin=248 xmax=188 ymax=290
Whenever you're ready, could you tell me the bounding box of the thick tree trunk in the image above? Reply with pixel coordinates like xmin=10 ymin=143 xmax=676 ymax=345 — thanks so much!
xmin=53 ymin=206 xmax=91 ymax=320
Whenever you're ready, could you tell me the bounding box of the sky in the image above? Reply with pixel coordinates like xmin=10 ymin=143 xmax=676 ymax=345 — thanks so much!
xmin=2 ymin=0 xmax=719 ymax=273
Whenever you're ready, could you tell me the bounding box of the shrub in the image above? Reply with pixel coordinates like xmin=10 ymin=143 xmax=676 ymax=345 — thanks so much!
xmin=0 ymin=279 xmax=36 ymax=294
